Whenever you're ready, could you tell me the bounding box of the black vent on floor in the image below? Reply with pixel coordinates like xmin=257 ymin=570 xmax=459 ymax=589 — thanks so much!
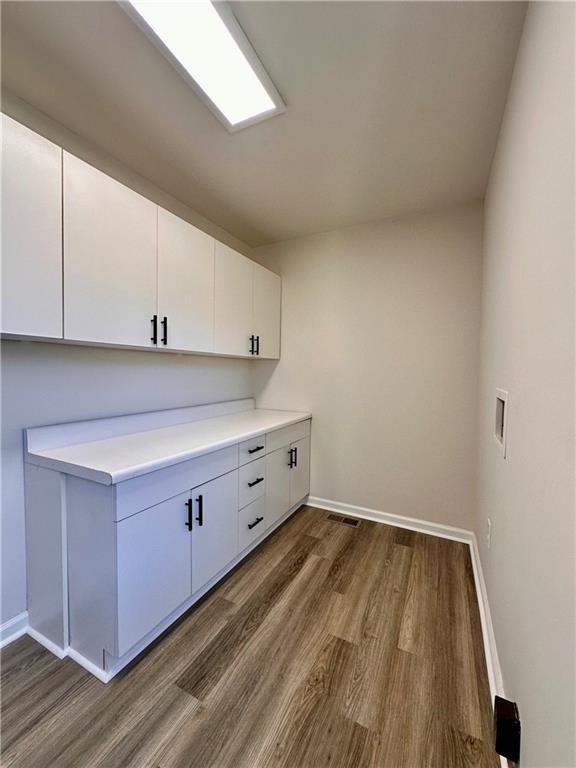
xmin=327 ymin=514 xmax=360 ymax=527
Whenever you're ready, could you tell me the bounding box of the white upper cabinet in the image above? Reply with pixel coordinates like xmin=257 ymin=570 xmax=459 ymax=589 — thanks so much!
xmin=3 ymin=117 xmax=281 ymax=358
xmin=214 ymin=242 xmax=253 ymax=357
xmin=157 ymin=208 xmax=215 ymax=352
xmin=1 ymin=115 xmax=63 ymax=338
xmin=63 ymin=152 xmax=157 ymax=346
xmin=253 ymin=263 xmax=281 ymax=359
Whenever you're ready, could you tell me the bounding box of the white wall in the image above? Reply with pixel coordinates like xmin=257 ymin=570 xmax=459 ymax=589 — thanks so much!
xmin=253 ymin=203 xmax=483 ymax=530
xmin=476 ymin=3 xmax=575 ymax=766
xmin=1 ymin=341 xmax=253 ymax=625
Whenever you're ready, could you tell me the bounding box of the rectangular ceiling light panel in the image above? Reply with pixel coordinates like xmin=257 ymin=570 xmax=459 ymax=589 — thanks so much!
xmin=126 ymin=1 xmax=284 ymax=130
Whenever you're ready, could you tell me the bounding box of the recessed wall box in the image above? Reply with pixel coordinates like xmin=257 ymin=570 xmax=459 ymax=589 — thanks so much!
xmin=495 ymin=388 xmax=508 ymax=458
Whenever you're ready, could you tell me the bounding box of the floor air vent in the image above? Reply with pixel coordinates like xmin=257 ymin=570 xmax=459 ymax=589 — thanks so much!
xmin=327 ymin=514 xmax=360 ymax=527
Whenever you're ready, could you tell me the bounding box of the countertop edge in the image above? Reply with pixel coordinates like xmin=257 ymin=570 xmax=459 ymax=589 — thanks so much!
xmin=25 ymin=411 xmax=312 ymax=486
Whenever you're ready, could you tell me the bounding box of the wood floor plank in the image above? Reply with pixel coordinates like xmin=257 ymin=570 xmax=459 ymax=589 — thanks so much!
xmin=1 ymin=506 xmax=498 ymax=768
xmin=328 ymin=521 xmax=395 ymax=645
xmin=175 ymin=534 xmax=318 ymax=700
xmin=2 ymin=595 xmax=234 ymax=768
xmin=163 ymin=553 xmax=336 ymax=768
xmin=434 ymin=538 xmax=485 ymax=741
xmin=343 ymin=543 xmax=413 ymax=731
xmin=92 ymin=686 xmax=201 ymax=768
xmin=398 ymin=531 xmax=440 ymax=656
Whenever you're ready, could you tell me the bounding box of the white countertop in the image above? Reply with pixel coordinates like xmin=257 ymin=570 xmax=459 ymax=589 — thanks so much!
xmin=25 ymin=408 xmax=311 ymax=485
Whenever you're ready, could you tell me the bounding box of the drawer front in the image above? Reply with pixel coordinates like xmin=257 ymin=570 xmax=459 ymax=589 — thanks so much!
xmin=238 ymin=434 xmax=266 ymax=466
xmin=266 ymin=419 xmax=310 ymax=454
xmin=238 ymin=496 xmax=267 ymax=552
xmin=115 ymin=445 xmax=238 ymax=521
xmin=238 ymin=456 xmax=266 ymax=509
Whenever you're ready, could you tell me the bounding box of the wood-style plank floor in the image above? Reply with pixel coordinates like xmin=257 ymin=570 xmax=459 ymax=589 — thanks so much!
xmin=0 ymin=505 xmax=498 ymax=767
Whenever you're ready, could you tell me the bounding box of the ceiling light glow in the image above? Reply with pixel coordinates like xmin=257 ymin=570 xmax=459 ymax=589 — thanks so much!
xmin=128 ymin=0 xmax=279 ymax=127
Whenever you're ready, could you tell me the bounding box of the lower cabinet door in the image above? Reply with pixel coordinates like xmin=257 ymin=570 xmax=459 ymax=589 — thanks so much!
xmin=290 ymin=437 xmax=311 ymax=506
xmin=116 ymin=492 xmax=192 ymax=656
xmin=191 ymin=471 xmax=239 ymax=593
xmin=266 ymin=446 xmax=291 ymax=528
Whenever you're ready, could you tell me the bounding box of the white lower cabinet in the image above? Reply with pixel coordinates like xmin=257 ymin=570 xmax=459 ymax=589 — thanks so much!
xmin=290 ymin=437 xmax=311 ymax=506
xmin=191 ymin=471 xmax=239 ymax=593
xmin=116 ymin=491 xmax=192 ymax=657
xmin=266 ymin=446 xmax=291 ymax=528
xmin=38 ymin=416 xmax=310 ymax=679
xmin=266 ymin=435 xmax=311 ymax=527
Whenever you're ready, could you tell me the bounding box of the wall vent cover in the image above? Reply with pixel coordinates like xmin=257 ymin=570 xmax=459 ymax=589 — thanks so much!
xmin=327 ymin=514 xmax=360 ymax=527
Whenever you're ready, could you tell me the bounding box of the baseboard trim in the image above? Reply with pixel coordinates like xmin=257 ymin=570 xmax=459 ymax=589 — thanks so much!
xmin=67 ymin=648 xmax=112 ymax=683
xmin=26 ymin=626 xmax=67 ymax=659
xmin=307 ymin=495 xmax=474 ymax=543
xmin=0 ymin=611 xmax=29 ymax=647
xmin=307 ymin=494 xmax=505 ymax=765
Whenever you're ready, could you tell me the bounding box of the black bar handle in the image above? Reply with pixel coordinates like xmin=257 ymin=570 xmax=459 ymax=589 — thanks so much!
xmin=256 ymin=335 xmax=260 ymax=356
xmin=248 ymin=477 xmax=264 ymax=488
xmin=151 ymin=315 xmax=158 ymax=345
xmin=248 ymin=445 xmax=265 ymax=455
xmin=288 ymin=448 xmax=294 ymax=468
xmin=161 ymin=316 xmax=168 ymax=345
xmin=248 ymin=516 xmax=264 ymax=530
xmin=195 ymin=494 xmax=204 ymax=526
xmin=249 ymin=335 xmax=255 ymax=355
xmin=185 ymin=498 xmax=193 ymax=531
xmin=294 ymin=446 xmax=298 ymax=468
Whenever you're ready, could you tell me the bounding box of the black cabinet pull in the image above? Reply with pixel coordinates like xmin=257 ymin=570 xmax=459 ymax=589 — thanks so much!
xmin=294 ymin=446 xmax=298 ymax=468
xmin=248 ymin=477 xmax=264 ymax=488
xmin=249 ymin=335 xmax=256 ymax=355
xmin=256 ymin=335 xmax=260 ymax=355
xmin=288 ymin=448 xmax=295 ymax=468
xmin=248 ymin=445 xmax=264 ymax=454
xmin=196 ymin=494 xmax=204 ymax=526
xmin=248 ymin=516 xmax=264 ymax=530
xmin=185 ymin=498 xmax=193 ymax=530
xmin=151 ymin=315 xmax=158 ymax=345
xmin=161 ymin=316 xmax=168 ymax=345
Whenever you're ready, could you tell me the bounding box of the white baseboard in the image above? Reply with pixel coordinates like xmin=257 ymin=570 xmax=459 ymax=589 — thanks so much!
xmin=67 ymin=647 xmax=111 ymax=683
xmin=307 ymin=495 xmax=474 ymax=543
xmin=27 ymin=626 xmax=67 ymax=659
xmin=308 ymin=494 xmax=505 ymax=766
xmin=0 ymin=610 xmax=28 ymax=647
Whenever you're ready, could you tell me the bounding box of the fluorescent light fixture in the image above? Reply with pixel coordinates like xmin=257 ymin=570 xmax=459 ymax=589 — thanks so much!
xmin=125 ymin=1 xmax=285 ymax=131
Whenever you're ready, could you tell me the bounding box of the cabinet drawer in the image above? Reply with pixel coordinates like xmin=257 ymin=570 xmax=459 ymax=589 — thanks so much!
xmin=115 ymin=445 xmax=238 ymax=521
xmin=238 ymin=456 xmax=266 ymax=509
xmin=239 ymin=434 xmax=266 ymax=466
xmin=238 ymin=496 xmax=267 ymax=552
xmin=266 ymin=419 xmax=310 ymax=453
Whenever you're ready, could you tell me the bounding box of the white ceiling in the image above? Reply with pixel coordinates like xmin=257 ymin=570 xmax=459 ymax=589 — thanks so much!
xmin=1 ymin=1 xmax=526 ymax=246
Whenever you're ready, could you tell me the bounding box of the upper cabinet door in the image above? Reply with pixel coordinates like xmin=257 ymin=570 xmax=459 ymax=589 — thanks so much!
xmin=1 ymin=115 xmax=63 ymax=338
xmin=253 ymin=263 xmax=281 ymax=359
xmin=157 ymin=208 xmax=214 ymax=352
xmin=63 ymin=152 xmax=157 ymax=347
xmin=214 ymin=242 xmax=253 ymax=357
